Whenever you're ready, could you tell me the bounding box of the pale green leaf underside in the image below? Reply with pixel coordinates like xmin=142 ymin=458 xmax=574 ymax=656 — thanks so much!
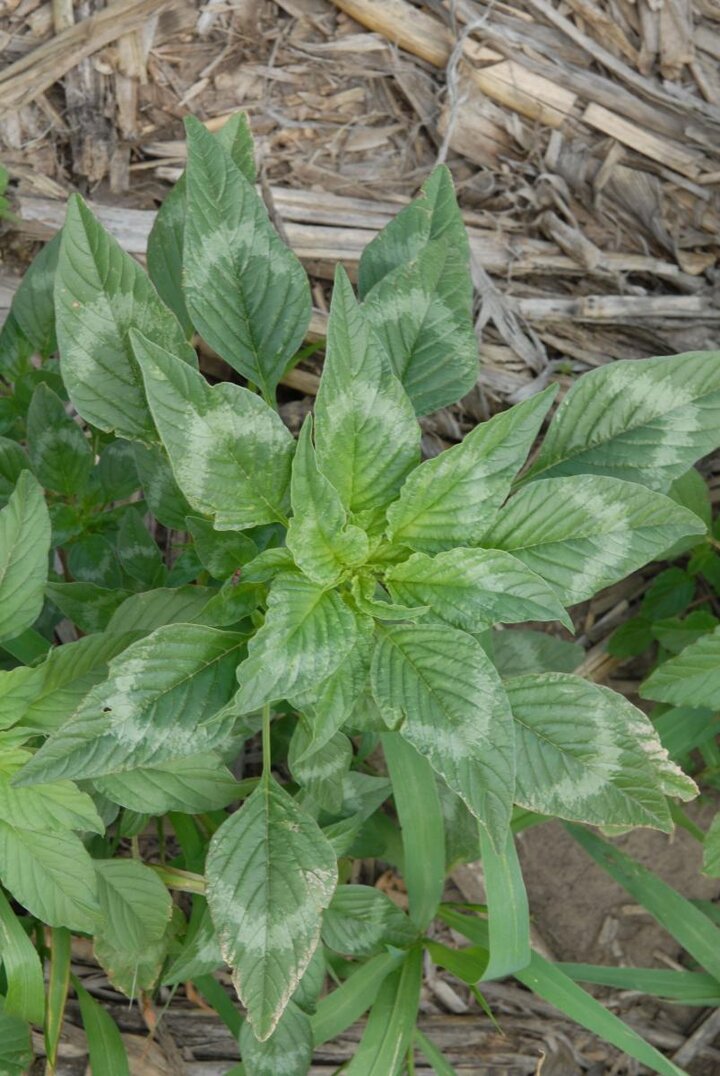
xmin=15 ymin=624 xmax=245 ymax=785
xmin=234 ymin=574 xmax=361 ymax=712
xmin=287 ymin=415 xmax=369 ymax=584
xmin=55 ymin=195 xmax=196 ymax=439
xmin=206 ymin=778 xmax=337 ymax=1039
xmin=527 ymin=351 xmax=720 ymax=490
xmin=480 ymin=475 xmax=705 ymax=604
xmin=314 ymin=266 xmax=420 ymax=514
xmin=506 ymin=673 xmax=697 ymax=831
xmin=371 ymin=623 xmax=515 ymax=848
xmin=386 ymin=547 xmax=572 ymax=631
xmin=183 ymin=116 xmax=311 ymax=400
xmin=640 ymin=625 xmax=720 ymax=708
xmin=132 ymin=330 xmax=293 ymax=529
xmin=0 ymin=471 xmax=51 ymax=644
xmin=386 ymin=387 xmax=556 ymax=554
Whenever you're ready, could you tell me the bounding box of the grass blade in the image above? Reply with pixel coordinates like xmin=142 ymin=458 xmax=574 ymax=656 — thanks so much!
xmin=73 ymin=976 xmax=130 ymax=1076
xmin=45 ymin=927 xmax=71 ymax=1074
xmin=0 ymin=890 xmax=44 ymax=1025
xmin=345 ymin=947 xmax=423 ymax=1076
xmin=311 ymin=951 xmax=403 ymax=1046
xmin=566 ymin=823 xmax=720 ymax=985
xmin=559 ymin=964 xmax=720 ymax=1004
xmin=480 ymin=826 xmax=530 ymax=980
xmin=414 ymin=1026 xmax=459 ymax=1074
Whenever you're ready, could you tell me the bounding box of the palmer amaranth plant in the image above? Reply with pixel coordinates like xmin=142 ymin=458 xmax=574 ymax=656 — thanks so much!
xmin=1 ymin=113 xmax=720 ymax=1074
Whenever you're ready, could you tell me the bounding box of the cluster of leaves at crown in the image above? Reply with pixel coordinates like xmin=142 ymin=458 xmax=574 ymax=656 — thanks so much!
xmin=2 ymin=111 xmax=720 ymax=1062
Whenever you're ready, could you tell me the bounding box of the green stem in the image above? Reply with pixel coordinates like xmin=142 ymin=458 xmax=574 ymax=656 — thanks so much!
xmin=670 ymin=802 xmax=706 ymax=844
xmin=262 ymin=702 xmax=272 ymax=777
xmin=150 ymin=864 xmax=206 ymax=895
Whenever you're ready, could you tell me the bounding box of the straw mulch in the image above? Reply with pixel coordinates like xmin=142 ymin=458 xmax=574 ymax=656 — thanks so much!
xmin=2 ymin=1 xmax=720 ymax=1073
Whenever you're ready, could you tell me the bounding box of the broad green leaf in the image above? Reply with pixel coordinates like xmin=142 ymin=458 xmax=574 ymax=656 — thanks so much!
xmin=344 ymin=947 xmax=422 ymax=1076
xmin=0 ymin=471 xmax=51 ymax=643
xmin=74 ymin=976 xmax=130 ymax=1076
xmin=46 ymin=581 xmax=130 ymax=634
xmin=358 ymin=166 xmax=467 ymax=296
xmin=567 ymin=823 xmax=720 ymax=987
xmin=183 ymin=115 xmax=311 ymax=401
xmin=68 ymin=534 xmax=122 ymax=589
xmin=321 ymin=884 xmax=417 ymax=956
xmin=287 ymin=415 xmax=369 ymax=584
xmin=0 ymin=630 xmax=137 ymax=733
xmin=9 ymin=232 xmax=61 ymax=358
xmin=206 ymin=777 xmax=337 ymax=1039
xmin=93 ymin=859 xmax=174 ymax=997
xmin=0 ymin=823 xmax=98 ymax=931
xmin=0 ymin=438 xmax=28 ymax=506
xmin=372 ymin=623 xmax=515 ymax=849
xmin=291 ymin=944 xmax=326 ymax=1015
xmin=641 ymin=625 xmax=720 ymax=708
xmin=133 ymin=331 xmax=294 ymax=528
xmin=239 ymin=1001 xmax=312 ymax=1076
xmin=26 ymin=383 xmax=92 ymax=495
xmin=382 ymin=732 xmax=445 ymax=930
xmin=608 ymin=617 xmax=654 ymax=659
xmin=94 ymin=752 xmax=242 ymax=814
xmin=480 ymin=475 xmax=705 ymax=604
xmin=234 ymin=575 xmax=360 ymax=712
xmin=506 ymin=674 xmax=697 ymax=832
xmin=289 ymin=726 xmax=352 ymax=813
xmin=186 ymin=516 xmax=257 ymax=580
xmin=314 ymin=266 xmax=420 ymax=514
xmin=0 ymin=748 xmax=104 ymax=832
xmin=386 ymin=388 xmax=556 ymax=554
xmin=351 ymin=576 xmax=428 ymax=621
xmin=162 ymin=907 xmax=222 ymax=985
xmin=0 ymin=888 xmax=45 ymax=1025
xmin=491 ymin=629 xmax=583 ymax=678
xmin=116 ymin=510 xmax=164 ymax=586
xmin=364 ymin=238 xmax=477 ymax=415
xmin=106 ymin=586 xmax=214 ymax=634
xmin=15 ymin=625 xmax=245 ymax=784
xmin=525 ymin=351 xmax=720 ymax=490
xmin=0 ymin=999 xmax=33 ymax=1076
xmin=0 ymin=311 xmax=33 ymax=383
xmin=132 ymin=442 xmax=193 ymax=530
xmin=654 ymin=705 xmax=718 ymax=760
xmin=96 ymin=439 xmax=140 ymax=501
xmin=441 ymin=907 xmax=687 ymax=1076
xmin=480 ymin=826 xmax=530 ymax=980
xmin=55 ymin=195 xmax=196 ymax=439
xmin=642 ymin=567 xmax=695 ymax=619
xmin=386 ymin=547 xmax=571 ymax=632
xmin=652 ymin=611 xmax=718 ymax=654
xmin=703 ymin=813 xmax=720 ymax=877
xmin=310 ymin=951 xmax=403 ymax=1045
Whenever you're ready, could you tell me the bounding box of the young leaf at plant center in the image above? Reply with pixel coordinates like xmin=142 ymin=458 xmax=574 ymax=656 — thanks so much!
xmin=0 ymin=888 xmax=45 ymax=1025
xmin=26 ymin=382 xmax=92 ymax=495
xmin=206 ymin=777 xmax=337 ymax=1040
xmin=234 ymin=575 xmax=361 ymax=713
xmin=147 ymin=112 xmax=257 ymax=337
xmin=289 ymin=725 xmax=352 ymax=814
xmin=116 ymin=509 xmax=165 ymax=587
xmin=186 ymin=516 xmax=258 ymax=580
xmin=372 ymin=623 xmax=515 ymax=849
xmin=287 ymin=415 xmax=369 ymax=584
xmin=0 ymin=999 xmax=33 ymax=1076
xmin=386 ymin=547 xmax=572 ymax=632
xmin=313 ymin=266 xmax=420 ymax=514
xmin=641 ymin=625 xmax=720 ymax=708
xmin=239 ymin=1000 xmax=313 ymax=1076
xmin=344 ymin=947 xmax=422 ymax=1076
xmin=93 ymin=858 xmax=173 ymax=995
xmin=382 ymin=731 xmax=445 ymax=930
xmin=0 ymin=824 xmax=98 ymax=931
xmin=183 ymin=115 xmax=311 ymax=401
xmin=68 ymin=534 xmax=122 ymax=589
xmin=94 ymin=752 xmax=243 ymax=814
xmin=7 ymin=231 xmax=61 ymax=358
xmin=505 ymin=673 xmax=697 ymax=831
xmin=350 ymin=575 xmax=428 ymax=621
xmin=480 ymin=475 xmax=705 ymax=604
xmin=0 ymin=471 xmax=51 ymax=643
xmin=363 ymin=238 xmax=477 ymax=416
xmin=15 ymin=624 xmax=245 ymax=784
xmin=132 ymin=331 xmax=294 ymax=529
xmin=524 ymin=351 xmax=720 ymax=490
xmin=386 ymin=387 xmax=556 ymax=554
xmin=55 ymin=195 xmax=197 ymax=439
xmin=490 ymin=629 xmax=583 ymax=679
xmin=358 ymin=165 xmax=468 ymax=296
xmin=321 ymin=885 xmax=417 ymax=956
